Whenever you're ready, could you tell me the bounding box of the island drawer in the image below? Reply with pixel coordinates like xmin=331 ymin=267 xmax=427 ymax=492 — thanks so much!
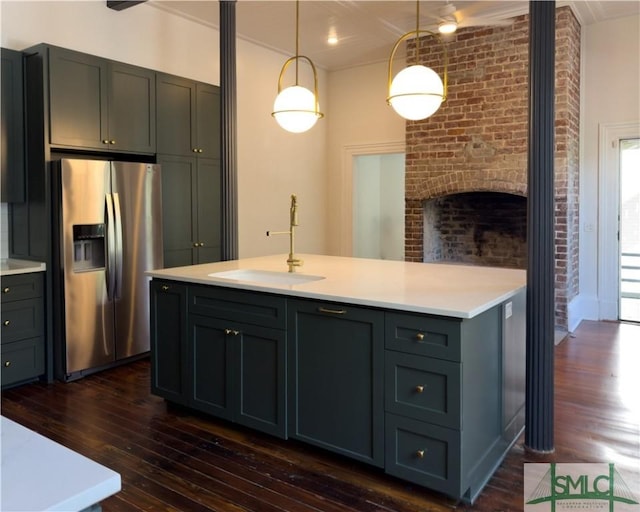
xmin=1 ymin=337 xmax=45 ymax=388
xmin=188 ymin=285 xmax=286 ymax=329
xmin=385 ymin=413 xmax=461 ymax=498
xmin=1 ymin=298 xmax=45 ymax=344
xmin=1 ymin=273 xmax=43 ymax=302
xmin=385 ymin=352 xmax=461 ymax=428
xmin=385 ymin=312 xmax=461 ymax=361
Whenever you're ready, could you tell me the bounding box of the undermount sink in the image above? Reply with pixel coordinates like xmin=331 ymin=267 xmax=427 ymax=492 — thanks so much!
xmin=208 ymin=269 xmax=325 ymax=286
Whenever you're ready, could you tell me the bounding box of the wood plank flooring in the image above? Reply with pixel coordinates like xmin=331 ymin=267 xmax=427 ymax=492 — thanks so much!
xmin=2 ymin=320 xmax=639 ymax=511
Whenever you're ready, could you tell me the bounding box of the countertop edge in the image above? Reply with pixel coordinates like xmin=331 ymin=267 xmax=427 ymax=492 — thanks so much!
xmin=147 ymin=263 xmax=526 ymax=319
xmin=0 ymin=258 xmax=47 ymax=276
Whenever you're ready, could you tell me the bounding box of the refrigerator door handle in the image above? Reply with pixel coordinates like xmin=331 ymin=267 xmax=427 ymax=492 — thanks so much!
xmin=112 ymin=192 xmax=124 ymax=300
xmin=105 ymin=193 xmax=117 ymax=301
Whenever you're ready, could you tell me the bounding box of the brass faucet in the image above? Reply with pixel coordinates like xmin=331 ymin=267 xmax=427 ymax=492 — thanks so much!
xmin=266 ymin=194 xmax=303 ymax=272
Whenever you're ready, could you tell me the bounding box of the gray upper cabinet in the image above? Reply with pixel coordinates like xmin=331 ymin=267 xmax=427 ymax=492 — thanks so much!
xmin=156 ymin=73 xmax=220 ymax=158
xmin=156 ymin=73 xmax=221 ymax=268
xmin=1 ymin=48 xmax=25 ymax=203
xmin=47 ymin=46 xmax=155 ymax=154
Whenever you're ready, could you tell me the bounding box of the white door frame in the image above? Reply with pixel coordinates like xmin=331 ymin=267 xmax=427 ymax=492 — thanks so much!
xmin=340 ymin=141 xmax=405 ymax=256
xmin=598 ymin=121 xmax=640 ymax=320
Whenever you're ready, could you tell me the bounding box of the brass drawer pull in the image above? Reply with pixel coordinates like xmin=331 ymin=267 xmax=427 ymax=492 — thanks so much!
xmin=415 ymin=385 xmax=424 ymax=393
xmin=224 ymin=328 xmax=240 ymax=336
xmin=161 ymin=285 xmax=170 ymax=291
xmin=415 ymin=332 xmax=425 ymax=342
xmin=318 ymin=307 xmax=346 ymax=315
xmin=416 ymin=449 xmax=426 ymax=459
xmin=2 ymin=287 xmax=10 ymax=294
xmin=3 ymin=320 xmax=10 ymax=327
xmin=4 ymin=361 xmax=10 ymax=367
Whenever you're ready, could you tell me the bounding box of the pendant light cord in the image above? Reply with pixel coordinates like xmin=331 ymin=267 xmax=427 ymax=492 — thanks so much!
xmin=415 ymin=0 xmax=420 ymax=65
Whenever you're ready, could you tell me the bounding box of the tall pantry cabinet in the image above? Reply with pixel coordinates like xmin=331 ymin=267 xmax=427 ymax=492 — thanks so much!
xmin=156 ymin=73 xmax=222 ymax=268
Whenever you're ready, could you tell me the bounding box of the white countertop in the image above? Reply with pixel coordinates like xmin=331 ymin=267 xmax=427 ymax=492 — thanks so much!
xmin=1 ymin=416 xmax=121 ymax=511
xmin=0 ymin=258 xmax=46 ymax=276
xmin=147 ymin=254 xmax=526 ymax=319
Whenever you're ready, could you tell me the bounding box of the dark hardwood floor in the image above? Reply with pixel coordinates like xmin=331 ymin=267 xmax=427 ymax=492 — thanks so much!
xmin=2 ymin=320 xmax=639 ymax=511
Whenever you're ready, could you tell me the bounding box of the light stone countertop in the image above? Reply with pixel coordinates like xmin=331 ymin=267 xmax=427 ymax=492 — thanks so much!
xmin=147 ymin=254 xmax=526 ymax=319
xmin=0 ymin=258 xmax=46 ymax=276
xmin=1 ymin=416 xmax=121 ymax=511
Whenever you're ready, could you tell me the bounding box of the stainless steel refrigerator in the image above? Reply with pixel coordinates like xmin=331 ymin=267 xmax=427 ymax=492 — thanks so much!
xmin=52 ymin=158 xmax=163 ymax=381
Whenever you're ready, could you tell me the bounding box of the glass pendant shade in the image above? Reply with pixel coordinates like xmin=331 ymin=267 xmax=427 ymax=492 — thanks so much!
xmin=273 ymin=85 xmax=321 ymax=133
xmin=389 ymin=64 xmax=444 ymax=121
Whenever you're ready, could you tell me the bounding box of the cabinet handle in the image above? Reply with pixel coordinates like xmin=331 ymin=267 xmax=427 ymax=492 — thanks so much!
xmin=4 ymin=361 xmax=10 ymax=367
xmin=318 ymin=307 xmax=346 ymax=315
xmin=3 ymin=320 xmax=10 ymax=327
xmin=102 ymin=139 xmax=110 ymax=144
xmin=199 ymin=242 xmax=205 ymax=247
xmin=224 ymin=328 xmax=240 ymax=336
xmin=192 ymin=148 xmax=198 ymax=153
xmin=416 ymin=449 xmax=426 ymax=459
xmin=415 ymin=332 xmax=425 ymax=342
xmin=193 ymin=242 xmax=199 ymax=248
xmin=415 ymin=385 xmax=424 ymax=393
xmin=2 ymin=287 xmax=9 ymax=294
xmin=161 ymin=285 xmax=170 ymax=291
xmin=198 ymin=149 xmax=203 ymax=153
xmin=110 ymin=140 xmax=116 ymax=145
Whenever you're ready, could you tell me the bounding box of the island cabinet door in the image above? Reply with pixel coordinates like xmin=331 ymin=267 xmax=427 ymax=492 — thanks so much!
xmin=150 ymin=280 xmax=188 ymax=405
xmin=287 ymin=299 xmax=385 ymax=467
xmin=188 ymin=314 xmax=233 ymax=422
xmin=234 ymin=324 xmax=287 ymax=439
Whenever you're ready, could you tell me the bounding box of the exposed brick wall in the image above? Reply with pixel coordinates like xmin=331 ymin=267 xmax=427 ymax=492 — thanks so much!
xmin=405 ymin=7 xmax=581 ymax=330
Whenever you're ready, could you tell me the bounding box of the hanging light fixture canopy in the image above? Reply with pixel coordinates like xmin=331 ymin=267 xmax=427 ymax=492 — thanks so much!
xmin=387 ymin=0 xmax=448 ymax=121
xmin=272 ymin=0 xmax=324 ymax=133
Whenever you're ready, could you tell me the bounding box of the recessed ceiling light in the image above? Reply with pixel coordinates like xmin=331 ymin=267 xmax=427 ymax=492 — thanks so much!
xmin=327 ymin=28 xmax=338 ymax=45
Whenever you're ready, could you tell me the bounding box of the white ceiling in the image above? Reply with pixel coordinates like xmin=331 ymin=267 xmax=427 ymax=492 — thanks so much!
xmin=147 ymin=1 xmax=640 ymax=70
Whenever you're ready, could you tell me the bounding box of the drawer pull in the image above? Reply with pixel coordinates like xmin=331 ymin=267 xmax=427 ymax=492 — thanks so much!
xmin=161 ymin=285 xmax=170 ymax=291
xmin=3 ymin=320 xmax=10 ymax=327
xmin=415 ymin=385 xmax=424 ymax=393
xmin=2 ymin=287 xmax=9 ymax=294
xmin=224 ymin=328 xmax=240 ymax=336
xmin=415 ymin=332 xmax=425 ymax=342
xmin=4 ymin=360 xmax=10 ymax=367
xmin=416 ymin=449 xmax=426 ymax=459
xmin=318 ymin=307 xmax=346 ymax=315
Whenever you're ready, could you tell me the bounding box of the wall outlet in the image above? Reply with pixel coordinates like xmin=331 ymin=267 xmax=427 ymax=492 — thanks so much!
xmin=505 ymin=301 xmax=513 ymax=319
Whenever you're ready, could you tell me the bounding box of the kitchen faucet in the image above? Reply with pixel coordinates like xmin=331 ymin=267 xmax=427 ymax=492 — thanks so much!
xmin=266 ymin=194 xmax=303 ymax=272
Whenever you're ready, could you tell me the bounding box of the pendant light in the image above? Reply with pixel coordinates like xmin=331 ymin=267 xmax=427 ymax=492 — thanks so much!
xmin=272 ymin=0 xmax=324 ymax=133
xmin=387 ymin=0 xmax=448 ymax=121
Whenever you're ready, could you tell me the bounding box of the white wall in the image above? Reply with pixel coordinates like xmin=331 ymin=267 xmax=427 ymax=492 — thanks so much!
xmin=574 ymin=14 xmax=640 ymax=329
xmin=326 ymin=60 xmax=405 ymax=255
xmin=0 ymin=0 xmax=327 ymax=260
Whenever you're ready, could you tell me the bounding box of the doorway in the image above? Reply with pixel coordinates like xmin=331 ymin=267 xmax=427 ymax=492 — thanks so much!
xmin=352 ymin=153 xmax=405 ymax=261
xmin=619 ymin=138 xmax=640 ymax=322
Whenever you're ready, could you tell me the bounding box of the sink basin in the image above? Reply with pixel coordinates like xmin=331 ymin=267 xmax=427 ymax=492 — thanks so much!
xmin=208 ymin=269 xmax=325 ymax=286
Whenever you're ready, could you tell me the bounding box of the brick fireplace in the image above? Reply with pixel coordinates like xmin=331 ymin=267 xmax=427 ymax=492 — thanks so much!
xmin=405 ymin=7 xmax=580 ymax=330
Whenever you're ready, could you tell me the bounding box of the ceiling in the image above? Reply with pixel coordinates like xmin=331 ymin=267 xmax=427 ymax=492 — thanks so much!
xmin=147 ymin=1 xmax=640 ymax=70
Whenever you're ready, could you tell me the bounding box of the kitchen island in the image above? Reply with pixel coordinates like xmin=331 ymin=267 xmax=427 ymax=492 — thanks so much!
xmin=147 ymin=254 xmax=526 ymax=503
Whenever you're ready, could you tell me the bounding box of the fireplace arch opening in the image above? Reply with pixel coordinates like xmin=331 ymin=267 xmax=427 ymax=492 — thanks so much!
xmin=423 ymin=192 xmax=527 ymax=268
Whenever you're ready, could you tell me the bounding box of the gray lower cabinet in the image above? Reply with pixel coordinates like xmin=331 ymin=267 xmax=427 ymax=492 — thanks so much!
xmin=384 ymin=301 xmax=525 ymax=503
xmin=149 ymin=279 xmax=525 ymax=503
xmin=150 ymin=280 xmax=188 ymax=405
xmin=151 ymin=281 xmax=287 ymax=438
xmin=288 ymin=299 xmax=385 ymax=467
xmin=1 ymin=273 xmax=45 ymax=388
